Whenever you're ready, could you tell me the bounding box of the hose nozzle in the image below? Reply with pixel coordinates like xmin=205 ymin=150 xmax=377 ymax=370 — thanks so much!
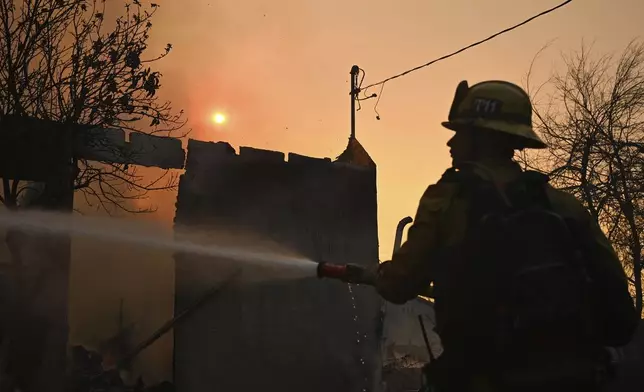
xmin=317 ymin=262 xmax=376 ymax=286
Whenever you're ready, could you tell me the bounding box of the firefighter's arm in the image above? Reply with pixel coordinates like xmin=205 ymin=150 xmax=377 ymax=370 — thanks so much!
xmin=554 ymin=189 xmax=640 ymax=345
xmin=375 ymin=182 xmax=455 ymax=304
xmin=582 ymin=211 xmax=640 ymax=346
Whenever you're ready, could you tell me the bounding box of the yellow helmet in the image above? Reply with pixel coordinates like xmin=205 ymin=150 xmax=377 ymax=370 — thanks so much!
xmin=441 ymin=80 xmax=547 ymax=149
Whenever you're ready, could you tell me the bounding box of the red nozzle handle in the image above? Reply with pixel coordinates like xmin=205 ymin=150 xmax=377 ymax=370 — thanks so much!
xmin=317 ymin=262 xmax=376 ymax=286
xmin=317 ymin=262 xmax=346 ymax=280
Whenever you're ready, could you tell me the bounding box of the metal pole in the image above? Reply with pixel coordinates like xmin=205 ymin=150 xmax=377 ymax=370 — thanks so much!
xmin=418 ymin=315 xmax=435 ymax=362
xmin=117 ymin=269 xmax=241 ymax=369
xmin=350 ymin=65 xmax=360 ymax=140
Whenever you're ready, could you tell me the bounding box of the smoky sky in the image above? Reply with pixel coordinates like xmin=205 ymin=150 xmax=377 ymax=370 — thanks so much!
xmin=98 ymin=0 xmax=644 ymax=259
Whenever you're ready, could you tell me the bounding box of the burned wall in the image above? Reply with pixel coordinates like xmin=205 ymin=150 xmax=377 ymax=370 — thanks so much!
xmin=173 ymin=139 xmax=382 ymax=392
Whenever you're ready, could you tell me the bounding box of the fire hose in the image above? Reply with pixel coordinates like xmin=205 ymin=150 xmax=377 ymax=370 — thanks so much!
xmin=316 ymin=261 xmax=434 ymax=298
xmin=316 ymin=217 xmax=436 ymax=296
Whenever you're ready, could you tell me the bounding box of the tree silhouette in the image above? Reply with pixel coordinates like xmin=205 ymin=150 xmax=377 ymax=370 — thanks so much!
xmin=521 ymin=40 xmax=644 ymax=313
xmin=0 ymin=1 xmax=186 ymax=390
xmin=0 ymin=0 xmax=187 ymax=214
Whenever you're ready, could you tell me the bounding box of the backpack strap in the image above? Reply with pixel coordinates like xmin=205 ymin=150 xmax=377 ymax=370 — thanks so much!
xmin=443 ymin=164 xmax=525 ymax=210
xmin=515 ymin=170 xmax=552 ymax=210
xmin=437 ymin=167 xmax=492 ymax=193
xmin=436 ymin=167 xmax=461 ymax=184
xmin=510 ymin=171 xmax=588 ymax=270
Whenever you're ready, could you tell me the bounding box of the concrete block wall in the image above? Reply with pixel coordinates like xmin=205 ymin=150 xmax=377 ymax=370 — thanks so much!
xmin=173 ymin=139 xmax=382 ymax=392
xmin=128 ymin=132 xmax=185 ymax=169
xmin=74 ymin=127 xmax=185 ymax=169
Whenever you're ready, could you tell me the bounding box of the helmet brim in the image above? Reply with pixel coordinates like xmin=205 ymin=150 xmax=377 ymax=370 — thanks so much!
xmin=441 ymin=118 xmax=547 ymax=149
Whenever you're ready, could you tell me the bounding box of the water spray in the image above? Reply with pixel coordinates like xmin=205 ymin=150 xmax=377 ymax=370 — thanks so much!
xmin=0 ymin=209 xmax=319 ymax=280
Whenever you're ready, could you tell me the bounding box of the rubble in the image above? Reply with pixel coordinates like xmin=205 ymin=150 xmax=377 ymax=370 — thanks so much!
xmin=66 ymin=345 xmax=174 ymax=392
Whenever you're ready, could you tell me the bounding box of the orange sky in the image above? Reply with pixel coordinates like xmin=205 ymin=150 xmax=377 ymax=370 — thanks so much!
xmin=118 ymin=0 xmax=643 ymax=260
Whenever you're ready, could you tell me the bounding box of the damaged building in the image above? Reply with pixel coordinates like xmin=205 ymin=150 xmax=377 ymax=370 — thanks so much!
xmin=172 ymin=137 xmax=383 ymax=392
xmin=380 ymin=298 xmax=442 ymax=392
xmin=1 ymin=115 xmax=642 ymax=392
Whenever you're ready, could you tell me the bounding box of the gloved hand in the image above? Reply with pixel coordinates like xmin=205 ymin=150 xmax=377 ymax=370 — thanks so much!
xmin=342 ymin=263 xmax=377 ymax=285
xmin=376 ymin=260 xmax=435 ymax=301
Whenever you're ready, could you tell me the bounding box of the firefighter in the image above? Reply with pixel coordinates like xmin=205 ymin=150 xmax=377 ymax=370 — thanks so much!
xmin=374 ymin=80 xmax=639 ymax=391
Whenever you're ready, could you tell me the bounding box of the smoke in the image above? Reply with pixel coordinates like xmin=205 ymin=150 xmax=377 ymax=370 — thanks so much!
xmin=144 ymin=0 xmax=322 ymax=142
xmin=51 ymin=2 xmax=325 ymax=380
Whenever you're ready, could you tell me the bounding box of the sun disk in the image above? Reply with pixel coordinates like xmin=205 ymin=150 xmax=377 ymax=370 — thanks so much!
xmin=212 ymin=113 xmax=226 ymax=125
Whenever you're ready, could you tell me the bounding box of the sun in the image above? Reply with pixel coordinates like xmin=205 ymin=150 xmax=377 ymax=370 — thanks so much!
xmin=212 ymin=112 xmax=226 ymax=125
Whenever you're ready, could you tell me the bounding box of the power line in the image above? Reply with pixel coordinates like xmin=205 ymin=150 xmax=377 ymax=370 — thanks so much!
xmin=355 ymin=0 xmax=572 ymax=95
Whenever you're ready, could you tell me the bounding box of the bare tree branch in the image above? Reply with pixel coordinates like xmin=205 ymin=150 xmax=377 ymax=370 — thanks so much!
xmin=1 ymin=0 xmax=187 ymax=212
xmin=522 ymin=39 xmax=644 ymax=313
xmin=0 ymin=2 xmax=187 ymax=387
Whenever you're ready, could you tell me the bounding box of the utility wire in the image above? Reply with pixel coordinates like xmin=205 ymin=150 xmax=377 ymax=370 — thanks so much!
xmin=355 ymin=0 xmax=572 ymax=94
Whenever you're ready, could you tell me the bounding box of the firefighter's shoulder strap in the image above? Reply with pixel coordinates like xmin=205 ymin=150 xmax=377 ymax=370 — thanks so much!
xmin=438 ymin=166 xmax=551 ymax=206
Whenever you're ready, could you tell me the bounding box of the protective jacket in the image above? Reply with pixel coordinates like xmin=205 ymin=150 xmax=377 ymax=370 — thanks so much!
xmin=376 ymin=160 xmax=638 ymax=391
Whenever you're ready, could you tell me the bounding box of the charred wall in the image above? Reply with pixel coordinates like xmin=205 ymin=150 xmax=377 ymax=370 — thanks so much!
xmin=173 ymin=139 xmax=382 ymax=392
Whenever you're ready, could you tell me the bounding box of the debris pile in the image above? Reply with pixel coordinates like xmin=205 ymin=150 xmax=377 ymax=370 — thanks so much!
xmin=66 ymin=346 xmax=174 ymax=392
